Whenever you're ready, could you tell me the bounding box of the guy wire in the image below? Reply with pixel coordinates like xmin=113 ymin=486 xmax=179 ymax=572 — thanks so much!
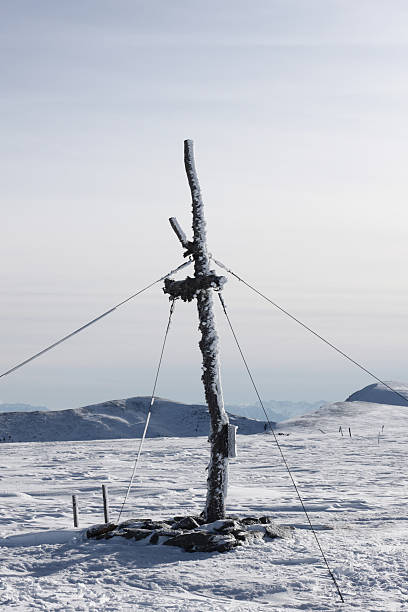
xmin=217 ymin=292 xmax=345 ymax=604
xmin=117 ymin=297 xmax=177 ymax=522
xmin=0 ymin=260 xmax=192 ymax=380
xmin=212 ymin=257 xmax=408 ymax=408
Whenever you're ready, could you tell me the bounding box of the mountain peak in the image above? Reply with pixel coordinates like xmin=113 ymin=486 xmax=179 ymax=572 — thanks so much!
xmin=346 ymin=381 xmax=408 ymax=406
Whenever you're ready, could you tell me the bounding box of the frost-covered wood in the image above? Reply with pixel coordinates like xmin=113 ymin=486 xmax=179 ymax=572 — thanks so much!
xmin=72 ymin=495 xmax=79 ymax=527
xmin=184 ymin=139 xmax=230 ymax=522
xmin=102 ymin=484 xmax=109 ymax=523
xmin=163 ymin=274 xmax=226 ymax=303
xmin=169 ymin=217 xmax=188 ymax=249
xmin=227 ymin=424 xmax=238 ymax=458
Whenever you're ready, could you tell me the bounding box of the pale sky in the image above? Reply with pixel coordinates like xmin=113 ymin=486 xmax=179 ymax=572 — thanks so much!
xmin=1 ymin=1 xmax=408 ymax=409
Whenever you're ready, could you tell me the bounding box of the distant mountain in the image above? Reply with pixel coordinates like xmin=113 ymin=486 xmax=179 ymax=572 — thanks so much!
xmin=0 ymin=403 xmax=48 ymax=413
xmin=278 ymin=399 xmax=403 ymax=432
xmin=0 ymin=396 xmax=271 ymax=443
xmin=346 ymin=381 xmax=408 ymax=407
xmin=226 ymin=399 xmax=327 ymax=423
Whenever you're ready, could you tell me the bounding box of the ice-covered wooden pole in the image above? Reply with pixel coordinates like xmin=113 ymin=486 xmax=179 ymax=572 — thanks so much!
xmin=185 ymin=140 xmax=230 ymax=522
xmin=164 ymin=140 xmax=230 ymax=522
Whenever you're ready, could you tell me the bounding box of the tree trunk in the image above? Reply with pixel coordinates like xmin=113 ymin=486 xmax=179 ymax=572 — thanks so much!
xmin=184 ymin=139 xmax=230 ymax=522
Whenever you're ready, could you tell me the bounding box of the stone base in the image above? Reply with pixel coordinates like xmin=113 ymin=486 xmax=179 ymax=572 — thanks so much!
xmin=87 ymin=515 xmax=293 ymax=553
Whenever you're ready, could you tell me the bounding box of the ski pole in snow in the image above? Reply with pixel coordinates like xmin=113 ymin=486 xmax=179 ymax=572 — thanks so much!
xmin=72 ymin=495 xmax=79 ymax=528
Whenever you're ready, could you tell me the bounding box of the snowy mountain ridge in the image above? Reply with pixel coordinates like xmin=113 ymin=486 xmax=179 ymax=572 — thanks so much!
xmin=226 ymin=399 xmax=327 ymax=422
xmin=0 ymin=396 xmax=269 ymax=443
xmin=0 ymin=402 xmax=48 ymax=413
xmin=3 ymin=381 xmax=408 ymax=443
xmin=346 ymin=380 xmax=408 ymax=406
xmin=279 ymin=399 xmax=408 ymax=432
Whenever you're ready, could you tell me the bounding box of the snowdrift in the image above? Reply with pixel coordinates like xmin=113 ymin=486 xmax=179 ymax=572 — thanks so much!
xmin=0 ymin=396 xmax=270 ymax=443
xmin=346 ymin=381 xmax=408 ymax=406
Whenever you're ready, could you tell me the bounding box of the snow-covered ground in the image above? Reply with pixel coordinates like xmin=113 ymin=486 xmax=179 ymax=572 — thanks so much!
xmin=1 ymin=400 xmax=408 ymax=610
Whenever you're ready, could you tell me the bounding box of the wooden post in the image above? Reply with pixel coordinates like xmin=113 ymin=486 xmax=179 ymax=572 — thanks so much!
xmin=102 ymin=484 xmax=109 ymax=523
xmin=164 ymin=140 xmax=230 ymax=522
xmin=72 ymin=494 xmax=79 ymax=527
xmin=184 ymin=140 xmax=230 ymax=522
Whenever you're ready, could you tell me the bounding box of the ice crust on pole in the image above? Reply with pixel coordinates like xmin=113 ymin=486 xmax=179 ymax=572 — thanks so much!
xmin=184 ymin=139 xmax=230 ymax=522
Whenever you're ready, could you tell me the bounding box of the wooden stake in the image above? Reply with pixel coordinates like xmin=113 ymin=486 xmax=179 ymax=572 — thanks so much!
xmin=72 ymin=494 xmax=79 ymax=527
xmin=102 ymin=484 xmax=109 ymax=523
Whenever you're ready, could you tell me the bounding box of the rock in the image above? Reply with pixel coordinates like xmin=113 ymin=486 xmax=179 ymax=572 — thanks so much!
xmin=264 ymin=524 xmax=293 ymax=539
xmin=231 ymin=530 xmax=251 ymax=542
xmin=213 ymin=520 xmax=242 ymax=534
xmin=121 ymin=528 xmax=152 ymax=541
xmin=86 ymin=514 xmax=294 ymax=551
xmin=149 ymin=528 xmax=184 ymax=544
xmin=173 ymin=515 xmax=206 ymax=526
xmin=86 ymin=523 xmax=117 ymax=539
xmin=173 ymin=516 xmax=200 ymax=530
xmin=240 ymin=517 xmax=261 ymax=525
xmin=163 ymin=531 xmax=237 ymax=553
xmin=120 ymin=519 xmax=171 ymax=530
xmin=155 ymin=528 xmax=184 ymax=537
xmin=140 ymin=520 xmax=171 ymax=530
xmin=243 ymin=528 xmax=266 ymax=542
xmin=201 ymin=519 xmax=240 ymax=533
xmin=241 ymin=516 xmax=273 ymax=525
xmin=120 ymin=518 xmax=151 ymax=527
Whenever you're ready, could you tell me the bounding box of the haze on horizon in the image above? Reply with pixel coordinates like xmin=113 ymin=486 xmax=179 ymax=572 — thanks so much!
xmin=1 ymin=1 xmax=408 ymax=410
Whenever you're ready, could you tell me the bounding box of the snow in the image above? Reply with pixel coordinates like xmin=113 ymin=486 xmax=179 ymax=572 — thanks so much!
xmin=1 ymin=399 xmax=408 ymax=609
xmin=346 ymin=381 xmax=408 ymax=406
xmin=277 ymin=399 xmax=408 ymax=432
xmin=0 ymin=397 xmax=268 ymax=443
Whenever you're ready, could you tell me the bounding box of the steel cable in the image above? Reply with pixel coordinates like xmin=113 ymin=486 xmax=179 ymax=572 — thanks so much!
xmin=217 ymin=292 xmax=345 ymax=604
xmin=0 ymin=260 xmax=192 ymax=380
xmin=116 ymin=298 xmax=176 ymax=523
xmin=212 ymin=256 xmax=408 ymax=408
